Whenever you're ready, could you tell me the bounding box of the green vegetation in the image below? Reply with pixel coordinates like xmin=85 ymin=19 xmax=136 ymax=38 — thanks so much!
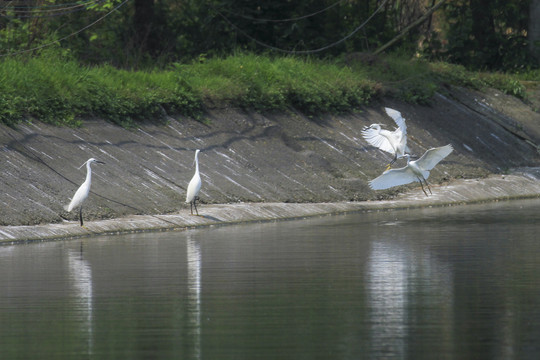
xmin=429 ymin=62 xmax=529 ymax=99
xmin=0 ymin=51 xmax=536 ymax=127
xmin=2 ymin=0 xmax=537 ymax=71
xmin=1 ymin=1 xmax=537 ymax=127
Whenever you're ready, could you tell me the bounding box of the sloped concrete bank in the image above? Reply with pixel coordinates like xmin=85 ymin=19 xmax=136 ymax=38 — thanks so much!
xmin=1 ymin=170 xmax=540 ymax=244
xmin=0 ymin=85 xmax=539 ymax=238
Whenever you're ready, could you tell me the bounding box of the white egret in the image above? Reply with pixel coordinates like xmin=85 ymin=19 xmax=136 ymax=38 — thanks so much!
xmin=369 ymin=144 xmax=453 ymax=196
xmin=362 ymin=107 xmax=409 ymax=169
xmin=64 ymin=158 xmax=105 ymax=226
xmin=186 ymin=149 xmax=202 ymax=215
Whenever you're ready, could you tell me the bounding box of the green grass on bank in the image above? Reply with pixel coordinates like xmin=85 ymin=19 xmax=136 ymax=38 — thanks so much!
xmin=0 ymin=51 xmax=536 ymax=127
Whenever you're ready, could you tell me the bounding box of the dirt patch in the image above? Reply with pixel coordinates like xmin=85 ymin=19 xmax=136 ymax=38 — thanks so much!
xmin=0 ymin=87 xmax=539 ymax=226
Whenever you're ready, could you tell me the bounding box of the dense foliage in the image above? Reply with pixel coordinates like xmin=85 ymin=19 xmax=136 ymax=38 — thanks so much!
xmin=0 ymin=0 xmax=537 ymax=70
xmin=427 ymin=0 xmax=536 ymax=70
xmin=0 ymin=1 xmax=537 ymax=127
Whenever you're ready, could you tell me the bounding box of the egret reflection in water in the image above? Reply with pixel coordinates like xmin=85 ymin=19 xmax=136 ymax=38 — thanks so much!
xmin=67 ymin=244 xmax=94 ymax=355
xmin=367 ymin=238 xmax=454 ymax=357
xmin=186 ymin=234 xmax=201 ymax=359
xmin=367 ymin=240 xmax=408 ymax=357
xmin=2 ymin=200 xmax=540 ymax=359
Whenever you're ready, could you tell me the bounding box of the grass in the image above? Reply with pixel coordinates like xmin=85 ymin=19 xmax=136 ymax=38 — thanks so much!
xmin=176 ymin=54 xmax=376 ymax=113
xmin=428 ymin=61 xmax=528 ymax=99
xmin=0 ymin=50 xmax=536 ymax=127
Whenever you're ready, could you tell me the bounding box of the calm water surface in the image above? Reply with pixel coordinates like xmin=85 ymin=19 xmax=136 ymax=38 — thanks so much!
xmin=1 ymin=200 xmax=540 ymax=359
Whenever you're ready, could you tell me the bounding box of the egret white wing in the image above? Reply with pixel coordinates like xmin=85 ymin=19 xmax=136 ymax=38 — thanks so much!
xmin=384 ymin=107 xmax=407 ymax=135
xmin=369 ymin=167 xmax=418 ymax=190
xmin=361 ymin=127 xmax=394 ymax=154
xmin=186 ymin=174 xmax=201 ymax=203
xmin=390 ymin=127 xmax=408 ymax=157
xmin=416 ymin=144 xmax=453 ymax=171
xmin=66 ymin=183 xmax=88 ymax=212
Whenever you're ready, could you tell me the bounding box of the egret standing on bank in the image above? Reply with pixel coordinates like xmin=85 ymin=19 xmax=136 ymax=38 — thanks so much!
xmin=362 ymin=107 xmax=409 ymax=169
xmin=64 ymin=158 xmax=105 ymax=226
xmin=186 ymin=149 xmax=202 ymax=215
xmin=369 ymin=144 xmax=453 ymax=196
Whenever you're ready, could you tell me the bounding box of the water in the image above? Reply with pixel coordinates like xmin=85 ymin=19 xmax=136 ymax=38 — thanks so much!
xmin=1 ymin=199 xmax=540 ymax=359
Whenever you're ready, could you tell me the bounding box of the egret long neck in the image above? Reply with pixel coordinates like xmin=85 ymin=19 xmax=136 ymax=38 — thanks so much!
xmin=85 ymin=161 xmax=92 ymax=184
xmin=194 ymin=153 xmax=199 ymax=174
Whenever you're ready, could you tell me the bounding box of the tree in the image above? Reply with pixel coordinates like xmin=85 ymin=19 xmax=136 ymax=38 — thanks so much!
xmin=530 ymin=0 xmax=540 ymax=60
xmin=434 ymin=0 xmax=535 ymax=70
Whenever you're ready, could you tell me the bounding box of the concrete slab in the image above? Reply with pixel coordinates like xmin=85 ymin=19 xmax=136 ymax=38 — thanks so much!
xmin=2 ymin=171 xmax=539 ymax=244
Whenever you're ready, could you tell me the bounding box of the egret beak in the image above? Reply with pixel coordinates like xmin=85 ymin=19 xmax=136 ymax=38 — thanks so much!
xmin=95 ymin=160 xmax=105 ymax=164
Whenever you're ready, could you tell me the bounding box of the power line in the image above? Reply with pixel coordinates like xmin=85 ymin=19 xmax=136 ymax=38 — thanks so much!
xmin=1 ymin=0 xmax=103 ymax=9
xmin=220 ymin=0 xmax=348 ymax=23
xmin=214 ymin=0 xmax=389 ymax=55
xmin=1 ymin=0 xmax=107 ymax=19
xmin=0 ymin=0 xmax=130 ymax=57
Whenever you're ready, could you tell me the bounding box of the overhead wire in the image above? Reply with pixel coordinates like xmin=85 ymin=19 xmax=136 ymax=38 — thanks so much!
xmin=219 ymin=0 xmax=348 ymax=23
xmin=214 ymin=0 xmax=389 ymax=55
xmin=0 ymin=0 xmax=108 ymax=19
xmin=2 ymin=0 xmax=387 ymax=56
xmin=1 ymin=0 xmax=103 ymax=9
xmin=2 ymin=0 xmax=103 ymax=12
xmin=1 ymin=2 xmax=108 ymax=19
xmin=0 ymin=0 xmax=131 ymax=57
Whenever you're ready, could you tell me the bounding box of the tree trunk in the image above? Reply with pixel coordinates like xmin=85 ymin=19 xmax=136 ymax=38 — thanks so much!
xmin=134 ymin=0 xmax=156 ymax=53
xmin=530 ymin=0 xmax=540 ymax=60
xmin=470 ymin=0 xmax=494 ymax=46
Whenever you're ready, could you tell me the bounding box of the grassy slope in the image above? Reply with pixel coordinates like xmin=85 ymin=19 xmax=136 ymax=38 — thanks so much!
xmin=0 ymin=51 xmax=536 ymax=127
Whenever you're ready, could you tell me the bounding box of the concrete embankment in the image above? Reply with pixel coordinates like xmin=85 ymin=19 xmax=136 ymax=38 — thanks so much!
xmin=0 ymin=86 xmax=539 ymax=241
xmin=1 ymin=170 xmax=540 ymax=244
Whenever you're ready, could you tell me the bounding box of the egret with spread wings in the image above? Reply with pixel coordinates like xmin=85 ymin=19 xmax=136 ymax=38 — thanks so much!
xmin=369 ymin=144 xmax=453 ymax=196
xmin=362 ymin=107 xmax=410 ymax=169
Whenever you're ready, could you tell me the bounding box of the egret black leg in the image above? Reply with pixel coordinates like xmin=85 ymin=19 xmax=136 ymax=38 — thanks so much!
xmin=417 ymin=178 xmax=429 ymax=196
xmin=194 ymin=196 xmax=199 ymax=216
xmin=79 ymin=206 xmax=84 ymax=226
xmin=385 ymin=154 xmax=397 ymax=171
xmin=424 ymin=178 xmax=432 ymax=195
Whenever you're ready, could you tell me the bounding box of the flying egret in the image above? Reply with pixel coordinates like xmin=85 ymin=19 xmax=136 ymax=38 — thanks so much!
xmin=64 ymin=158 xmax=105 ymax=226
xmin=186 ymin=149 xmax=202 ymax=215
xmin=362 ymin=107 xmax=410 ymax=169
xmin=369 ymin=144 xmax=453 ymax=196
